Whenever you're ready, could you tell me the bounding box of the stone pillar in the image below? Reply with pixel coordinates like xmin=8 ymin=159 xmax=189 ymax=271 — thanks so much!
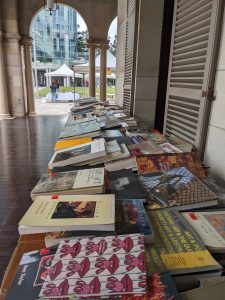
xmin=87 ymin=42 xmax=96 ymax=97
xmin=100 ymin=44 xmax=108 ymax=101
xmin=3 ymin=33 xmax=25 ymax=117
xmin=63 ymin=77 xmax=67 ymax=87
xmin=67 ymin=76 xmax=70 ymax=87
xmin=0 ymin=31 xmax=11 ymax=119
xmin=21 ymin=35 xmax=36 ymax=116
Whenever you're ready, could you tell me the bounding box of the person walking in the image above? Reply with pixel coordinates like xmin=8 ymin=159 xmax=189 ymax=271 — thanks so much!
xmin=50 ymin=81 xmax=57 ymax=102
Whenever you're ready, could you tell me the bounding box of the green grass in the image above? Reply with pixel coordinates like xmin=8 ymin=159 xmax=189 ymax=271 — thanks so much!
xmin=37 ymin=86 xmax=115 ymax=98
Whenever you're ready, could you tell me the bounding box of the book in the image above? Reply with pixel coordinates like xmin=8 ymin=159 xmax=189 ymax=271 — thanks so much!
xmin=166 ymin=135 xmax=193 ymax=152
xmin=121 ymin=272 xmax=181 ymax=300
xmin=145 ymin=210 xmax=222 ymax=276
xmin=137 ymin=167 xmax=217 ymax=210
xmin=128 ymin=141 xmax=163 ymax=156
xmin=54 ymin=137 xmax=92 ymax=151
xmin=39 ymin=234 xmax=147 ymax=298
xmin=107 ymin=169 xmax=146 ymax=200
xmin=136 ymin=152 xmax=206 ymax=178
xmin=182 ymin=211 xmax=225 ymax=252
xmin=148 ymin=129 xmax=167 ymax=144
xmin=18 ymin=194 xmax=115 ymax=234
xmin=30 ymin=168 xmax=105 ymax=200
xmin=6 ymin=246 xmax=58 ymax=300
xmin=48 ymin=138 xmax=106 ymax=169
xmin=65 ymin=115 xmax=97 ymax=126
xmin=104 ymin=156 xmax=137 ymax=172
xmin=45 ymin=199 xmax=153 ymax=247
xmin=59 ymin=120 xmax=101 ymax=139
xmin=200 ymin=176 xmax=225 ymax=201
xmin=160 ymin=142 xmax=183 ymax=153
xmin=102 ymin=129 xmax=124 ymax=138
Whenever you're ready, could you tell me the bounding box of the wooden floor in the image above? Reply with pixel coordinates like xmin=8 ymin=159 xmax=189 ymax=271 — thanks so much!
xmin=0 ymin=115 xmax=67 ymax=284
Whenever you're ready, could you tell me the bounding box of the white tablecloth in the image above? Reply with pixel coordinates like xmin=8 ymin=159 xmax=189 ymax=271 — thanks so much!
xmin=47 ymin=92 xmax=80 ymax=102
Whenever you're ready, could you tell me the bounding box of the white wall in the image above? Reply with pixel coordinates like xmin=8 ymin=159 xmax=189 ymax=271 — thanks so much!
xmin=204 ymin=10 xmax=225 ymax=180
xmin=133 ymin=0 xmax=164 ymax=126
xmin=115 ymin=0 xmax=127 ymax=107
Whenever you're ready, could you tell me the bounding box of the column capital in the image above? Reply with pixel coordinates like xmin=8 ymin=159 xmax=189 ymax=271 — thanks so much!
xmin=4 ymin=32 xmax=21 ymax=42
xmin=87 ymin=38 xmax=109 ymax=49
xmin=20 ymin=35 xmax=33 ymax=47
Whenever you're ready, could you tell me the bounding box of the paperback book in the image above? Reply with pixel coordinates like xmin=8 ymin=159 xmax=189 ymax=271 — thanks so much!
xmin=39 ymin=234 xmax=147 ymax=298
xmin=145 ymin=210 xmax=222 ymax=276
xmin=54 ymin=137 xmax=92 ymax=151
xmin=48 ymin=138 xmax=106 ymax=169
xmin=45 ymin=199 xmax=153 ymax=247
xmin=59 ymin=120 xmax=101 ymax=139
xmin=18 ymin=194 xmax=115 ymax=234
xmin=138 ymin=167 xmax=217 ymax=210
xmin=30 ymin=168 xmax=105 ymax=200
xmin=182 ymin=210 xmax=225 ymax=252
xmin=136 ymin=152 xmax=206 ymax=178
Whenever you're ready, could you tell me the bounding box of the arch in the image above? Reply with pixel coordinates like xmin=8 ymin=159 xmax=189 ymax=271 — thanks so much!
xmin=106 ymin=16 xmax=118 ymax=40
xmin=18 ymin=0 xmax=117 ymax=40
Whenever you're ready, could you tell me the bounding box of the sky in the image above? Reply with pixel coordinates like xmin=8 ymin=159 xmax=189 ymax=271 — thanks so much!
xmin=77 ymin=13 xmax=117 ymax=42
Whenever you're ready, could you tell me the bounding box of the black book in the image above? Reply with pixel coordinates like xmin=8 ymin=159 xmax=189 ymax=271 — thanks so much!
xmin=107 ymin=169 xmax=146 ymax=201
xmin=6 ymin=246 xmax=58 ymax=300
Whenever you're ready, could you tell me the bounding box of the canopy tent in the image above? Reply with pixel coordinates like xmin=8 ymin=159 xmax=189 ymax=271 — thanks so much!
xmin=45 ymin=64 xmax=83 ymax=78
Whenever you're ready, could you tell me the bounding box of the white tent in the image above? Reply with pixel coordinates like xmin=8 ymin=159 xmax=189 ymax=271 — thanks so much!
xmin=76 ymin=51 xmax=116 ymax=71
xmin=45 ymin=64 xmax=83 ymax=78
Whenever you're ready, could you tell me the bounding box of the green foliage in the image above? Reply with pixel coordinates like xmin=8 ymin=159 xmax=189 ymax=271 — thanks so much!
xmin=109 ymin=34 xmax=117 ymax=56
xmin=76 ymin=25 xmax=88 ymax=54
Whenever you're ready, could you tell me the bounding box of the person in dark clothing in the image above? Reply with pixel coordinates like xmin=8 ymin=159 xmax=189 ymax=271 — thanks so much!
xmin=50 ymin=81 xmax=57 ymax=102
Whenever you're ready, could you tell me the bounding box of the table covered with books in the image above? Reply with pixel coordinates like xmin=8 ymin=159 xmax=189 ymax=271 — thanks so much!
xmin=1 ymin=98 xmax=225 ymax=300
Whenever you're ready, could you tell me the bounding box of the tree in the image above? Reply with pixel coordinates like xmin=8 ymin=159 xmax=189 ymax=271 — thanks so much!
xmin=76 ymin=25 xmax=88 ymax=54
xmin=109 ymin=34 xmax=117 ymax=56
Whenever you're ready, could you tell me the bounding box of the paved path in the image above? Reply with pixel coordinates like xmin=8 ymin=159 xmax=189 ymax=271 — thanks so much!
xmin=35 ymin=98 xmax=72 ymax=115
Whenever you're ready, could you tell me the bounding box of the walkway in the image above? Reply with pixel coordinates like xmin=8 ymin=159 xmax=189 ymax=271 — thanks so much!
xmin=0 ymin=115 xmax=66 ymax=284
xmin=35 ymin=98 xmax=72 ymax=115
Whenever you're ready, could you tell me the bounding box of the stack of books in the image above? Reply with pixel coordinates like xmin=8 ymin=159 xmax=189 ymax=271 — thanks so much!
xmin=5 ymin=99 xmax=225 ymax=299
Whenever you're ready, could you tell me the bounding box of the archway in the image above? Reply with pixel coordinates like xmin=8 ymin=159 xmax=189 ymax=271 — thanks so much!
xmin=30 ymin=4 xmax=89 ymax=114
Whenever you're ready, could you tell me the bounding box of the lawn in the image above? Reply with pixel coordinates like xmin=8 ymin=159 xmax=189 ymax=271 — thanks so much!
xmin=37 ymin=86 xmax=115 ymax=98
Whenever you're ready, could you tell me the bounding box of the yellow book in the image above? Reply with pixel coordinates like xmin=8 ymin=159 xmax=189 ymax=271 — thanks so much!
xmin=54 ymin=137 xmax=92 ymax=151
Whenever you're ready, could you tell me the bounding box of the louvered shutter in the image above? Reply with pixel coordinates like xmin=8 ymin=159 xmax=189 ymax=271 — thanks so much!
xmin=164 ymin=0 xmax=223 ymax=155
xmin=123 ymin=0 xmax=139 ymax=115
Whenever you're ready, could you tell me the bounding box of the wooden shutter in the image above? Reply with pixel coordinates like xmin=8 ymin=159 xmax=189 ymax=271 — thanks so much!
xmin=164 ymin=0 xmax=223 ymax=155
xmin=123 ymin=0 xmax=139 ymax=115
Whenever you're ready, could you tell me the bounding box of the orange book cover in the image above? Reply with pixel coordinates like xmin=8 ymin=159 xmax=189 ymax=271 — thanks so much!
xmin=54 ymin=137 xmax=92 ymax=151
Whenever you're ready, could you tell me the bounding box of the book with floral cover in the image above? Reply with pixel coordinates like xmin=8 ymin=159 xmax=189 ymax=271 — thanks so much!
xmin=39 ymin=234 xmax=147 ymax=298
xmin=137 ymin=167 xmax=217 ymax=210
xmin=136 ymin=152 xmax=206 ymax=178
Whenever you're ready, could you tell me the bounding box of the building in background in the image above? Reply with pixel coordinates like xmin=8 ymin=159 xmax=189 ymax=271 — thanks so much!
xmin=31 ymin=5 xmax=87 ymax=86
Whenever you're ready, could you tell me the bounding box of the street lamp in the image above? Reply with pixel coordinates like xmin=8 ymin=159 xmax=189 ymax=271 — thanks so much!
xmin=44 ymin=0 xmax=59 ymax=16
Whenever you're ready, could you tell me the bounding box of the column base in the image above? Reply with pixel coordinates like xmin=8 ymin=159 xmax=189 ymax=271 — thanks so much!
xmin=28 ymin=112 xmax=37 ymax=117
xmin=0 ymin=113 xmax=13 ymax=120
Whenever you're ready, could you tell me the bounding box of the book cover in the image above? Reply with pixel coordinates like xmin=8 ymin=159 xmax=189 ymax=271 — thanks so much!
xmin=128 ymin=141 xmax=163 ymax=156
xmin=6 ymin=246 xmax=58 ymax=300
xmin=59 ymin=120 xmax=100 ymax=139
xmin=200 ymin=176 xmax=225 ymax=200
xmin=166 ymin=135 xmax=193 ymax=152
xmin=31 ymin=168 xmax=105 ymax=198
xmin=48 ymin=139 xmax=106 ymax=169
xmin=160 ymin=142 xmax=183 ymax=153
xmin=108 ymin=169 xmax=146 ymax=200
xmin=145 ymin=210 xmax=221 ymax=276
xmin=121 ymin=271 xmax=181 ymax=300
xmin=39 ymin=234 xmax=147 ymax=298
xmin=182 ymin=211 xmax=225 ymax=252
xmin=102 ymin=129 xmax=124 ymax=138
xmin=54 ymin=137 xmax=92 ymax=151
xmin=18 ymin=194 xmax=115 ymax=234
xmin=137 ymin=167 xmax=217 ymax=210
xmin=136 ymin=152 xmax=206 ymax=178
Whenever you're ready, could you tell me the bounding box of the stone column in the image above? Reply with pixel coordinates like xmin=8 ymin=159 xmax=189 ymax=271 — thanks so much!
xmin=21 ymin=35 xmax=36 ymax=116
xmin=87 ymin=42 xmax=96 ymax=97
xmin=100 ymin=44 xmax=108 ymax=101
xmin=0 ymin=31 xmax=11 ymax=119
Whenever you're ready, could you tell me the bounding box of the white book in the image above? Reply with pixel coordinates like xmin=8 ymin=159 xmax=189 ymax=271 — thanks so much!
xmin=48 ymin=138 xmax=106 ymax=169
xmin=18 ymin=194 xmax=115 ymax=234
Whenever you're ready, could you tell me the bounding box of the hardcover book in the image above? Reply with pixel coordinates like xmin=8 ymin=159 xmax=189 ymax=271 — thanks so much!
xmin=39 ymin=234 xmax=147 ymax=298
xmin=102 ymin=129 xmax=124 ymax=138
xmin=18 ymin=194 xmax=115 ymax=234
xmin=137 ymin=167 xmax=217 ymax=210
xmin=159 ymin=142 xmax=183 ymax=153
xmin=45 ymin=199 xmax=153 ymax=247
xmin=145 ymin=210 xmax=222 ymax=276
xmin=48 ymin=138 xmax=106 ymax=169
xmin=136 ymin=152 xmax=206 ymax=178
xmin=128 ymin=141 xmax=163 ymax=156
xmin=30 ymin=168 xmax=105 ymax=200
xmin=108 ymin=169 xmax=146 ymax=200
xmin=182 ymin=211 xmax=225 ymax=252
